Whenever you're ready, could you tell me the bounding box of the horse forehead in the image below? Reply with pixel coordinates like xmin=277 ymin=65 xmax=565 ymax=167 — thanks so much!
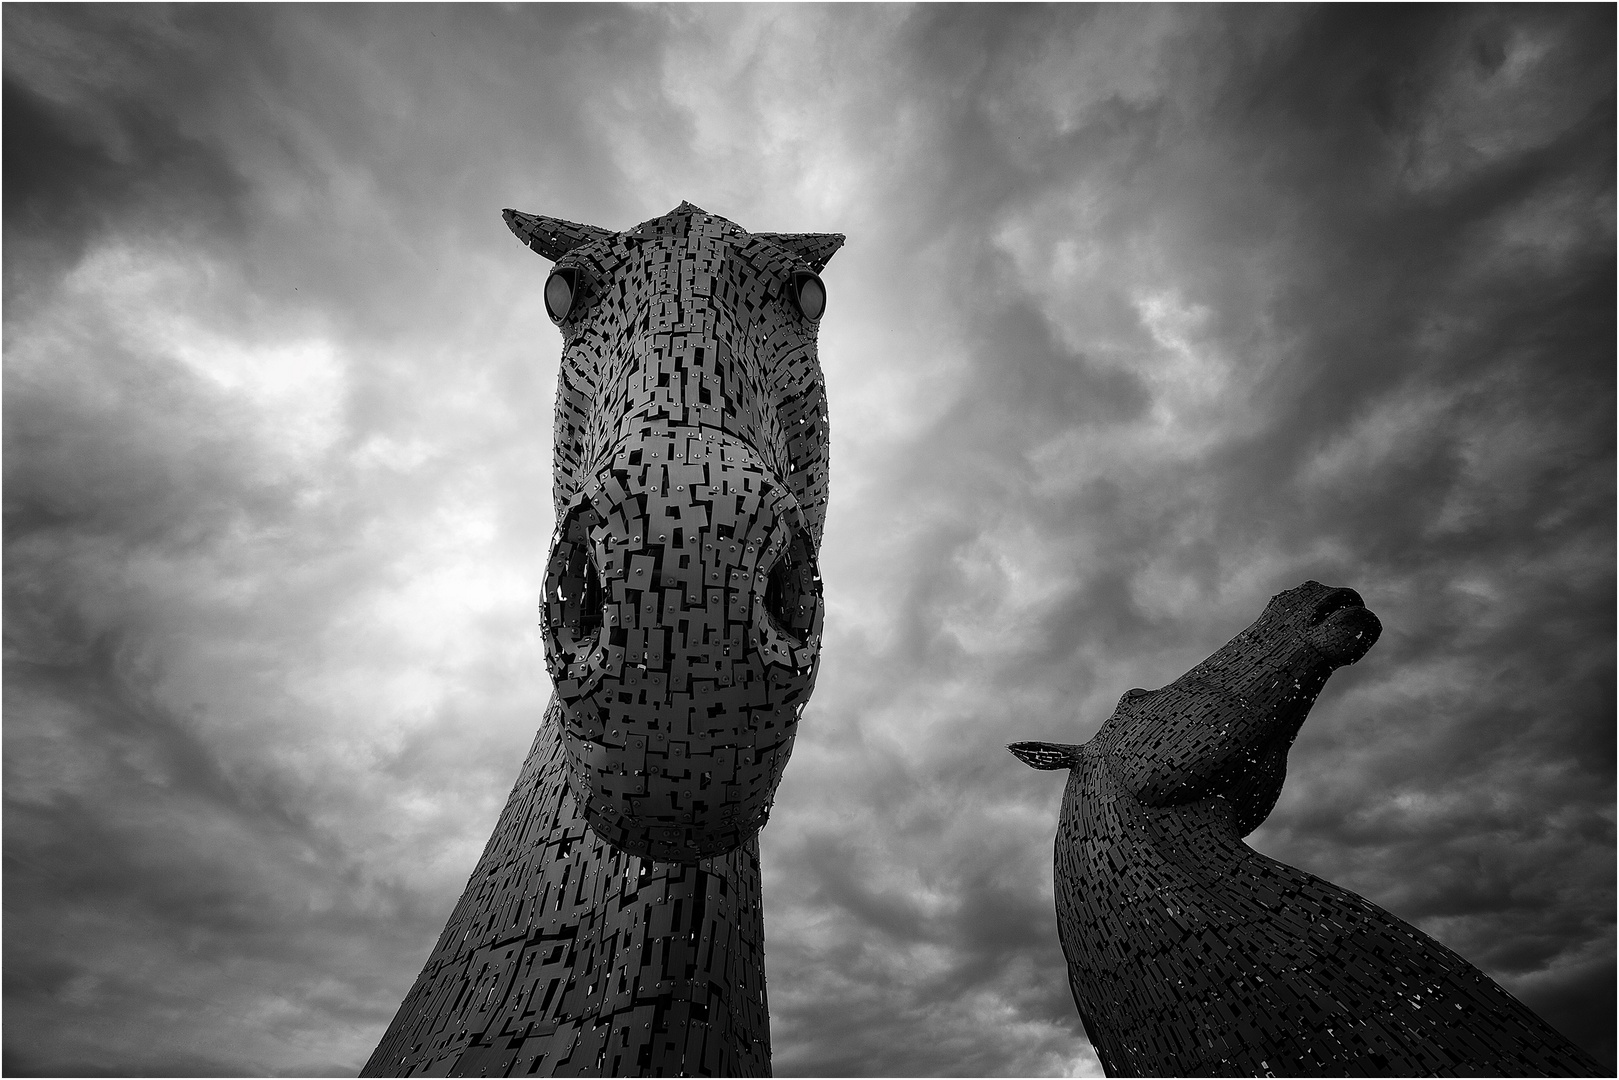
xmin=628 ymin=204 xmax=746 ymax=245
xmin=606 ymin=220 xmax=813 ymax=368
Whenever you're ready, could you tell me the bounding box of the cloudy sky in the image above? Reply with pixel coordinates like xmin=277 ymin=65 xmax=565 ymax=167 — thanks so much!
xmin=4 ymin=5 xmax=1613 ymax=1077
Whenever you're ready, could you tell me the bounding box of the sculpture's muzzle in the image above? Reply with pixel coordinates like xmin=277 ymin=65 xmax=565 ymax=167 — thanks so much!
xmin=541 ymin=427 xmax=822 ymax=861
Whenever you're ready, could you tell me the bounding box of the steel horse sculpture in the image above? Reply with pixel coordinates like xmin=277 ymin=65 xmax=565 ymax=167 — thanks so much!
xmin=364 ymin=203 xmax=842 ymax=1077
xmin=1012 ymin=581 xmax=1601 ymax=1077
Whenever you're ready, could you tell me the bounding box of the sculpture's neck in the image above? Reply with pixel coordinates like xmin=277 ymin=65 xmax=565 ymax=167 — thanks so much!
xmin=363 ymin=703 xmax=772 ymax=1077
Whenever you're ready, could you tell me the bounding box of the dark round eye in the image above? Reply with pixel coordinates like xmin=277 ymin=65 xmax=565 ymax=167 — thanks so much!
xmin=789 ymin=270 xmax=825 ymax=321
xmin=545 ymin=267 xmax=580 ymax=323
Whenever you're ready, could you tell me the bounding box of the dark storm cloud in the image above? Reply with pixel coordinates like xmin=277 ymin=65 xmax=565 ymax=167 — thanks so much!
xmin=4 ymin=4 xmax=1612 ymax=1078
xmin=2 ymin=12 xmax=253 ymax=317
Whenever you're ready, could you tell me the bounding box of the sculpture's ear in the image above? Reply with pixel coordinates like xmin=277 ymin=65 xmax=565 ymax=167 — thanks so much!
xmin=503 ymin=209 xmax=614 ymax=261
xmin=1009 ymin=742 xmax=1085 ymax=771
xmin=755 ymin=232 xmax=846 ymax=273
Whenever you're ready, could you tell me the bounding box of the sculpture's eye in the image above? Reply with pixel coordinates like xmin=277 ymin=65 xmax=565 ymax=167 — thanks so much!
xmin=789 ymin=270 xmax=825 ymax=321
xmin=545 ymin=267 xmax=583 ymax=323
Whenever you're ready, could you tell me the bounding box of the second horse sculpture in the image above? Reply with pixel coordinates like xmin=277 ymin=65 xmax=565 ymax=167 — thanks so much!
xmin=1012 ymin=581 xmax=1600 ymax=1077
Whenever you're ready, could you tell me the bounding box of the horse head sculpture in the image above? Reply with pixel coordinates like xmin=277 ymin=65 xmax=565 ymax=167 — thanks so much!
xmin=1011 ymin=582 xmax=1599 ymax=1076
xmin=508 ymin=201 xmax=843 ymax=863
xmin=1023 ymin=581 xmax=1382 ymax=835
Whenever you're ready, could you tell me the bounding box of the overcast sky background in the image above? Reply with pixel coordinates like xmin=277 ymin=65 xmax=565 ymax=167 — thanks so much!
xmin=4 ymin=5 xmax=1613 ymax=1077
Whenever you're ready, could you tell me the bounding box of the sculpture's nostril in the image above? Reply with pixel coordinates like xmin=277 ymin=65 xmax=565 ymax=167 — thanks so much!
xmin=1310 ymin=587 xmax=1365 ymax=626
xmin=542 ymin=501 xmax=608 ymax=672
xmin=570 ymin=556 xmax=605 ymax=651
xmin=761 ymin=528 xmax=819 ymax=646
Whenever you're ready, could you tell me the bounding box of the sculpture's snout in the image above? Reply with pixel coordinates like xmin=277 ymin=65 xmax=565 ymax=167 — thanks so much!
xmin=1295 ymin=581 xmax=1381 ymax=667
xmin=543 ymin=432 xmax=821 ymax=685
xmin=540 ymin=428 xmax=822 ymax=861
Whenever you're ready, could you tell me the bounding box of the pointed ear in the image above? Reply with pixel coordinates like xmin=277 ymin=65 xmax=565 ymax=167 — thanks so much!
xmin=504 ymin=209 xmax=614 ymax=261
xmin=1009 ymin=742 xmax=1084 ymax=770
xmin=755 ymin=232 xmax=845 ymax=273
